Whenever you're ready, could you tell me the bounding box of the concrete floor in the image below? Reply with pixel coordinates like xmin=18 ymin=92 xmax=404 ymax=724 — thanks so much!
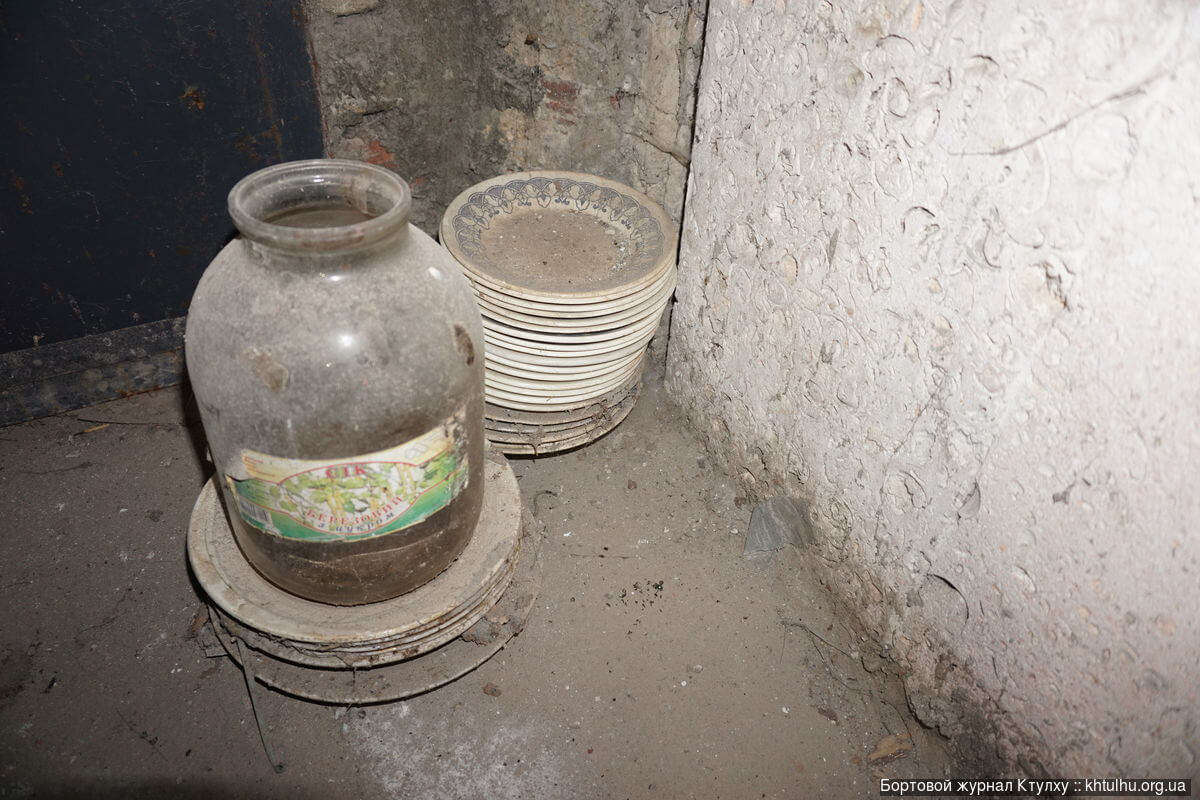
xmin=0 ymin=377 xmax=952 ymax=798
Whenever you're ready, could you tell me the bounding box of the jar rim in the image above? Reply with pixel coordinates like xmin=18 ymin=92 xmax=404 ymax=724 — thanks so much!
xmin=228 ymin=159 xmax=412 ymax=252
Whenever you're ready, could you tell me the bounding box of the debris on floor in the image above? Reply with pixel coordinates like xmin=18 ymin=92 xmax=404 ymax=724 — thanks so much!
xmin=744 ymin=496 xmax=815 ymax=554
xmin=869 ymin=733 xmax=915 ymax=766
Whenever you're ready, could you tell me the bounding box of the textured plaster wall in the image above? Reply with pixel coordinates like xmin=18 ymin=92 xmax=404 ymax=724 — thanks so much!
xmin=669 ymin=0 xmax=1200 ymax=775
xmin=305 ymin=0 xmax=705 ymax=234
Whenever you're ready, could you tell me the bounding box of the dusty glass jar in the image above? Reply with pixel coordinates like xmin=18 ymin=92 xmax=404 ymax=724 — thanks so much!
xmin=186 ymin=159 xmax=486 ymax=605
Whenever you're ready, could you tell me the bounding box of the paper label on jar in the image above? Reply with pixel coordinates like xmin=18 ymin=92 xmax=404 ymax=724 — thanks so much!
xmin=225 ymin=417 xmax=469 ymax=543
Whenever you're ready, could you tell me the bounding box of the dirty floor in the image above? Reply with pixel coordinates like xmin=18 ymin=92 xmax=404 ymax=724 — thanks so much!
xmin=0 ymin=376 xmax=952 ymax=798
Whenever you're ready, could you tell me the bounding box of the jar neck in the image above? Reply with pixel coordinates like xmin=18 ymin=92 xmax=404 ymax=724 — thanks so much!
xmin=228 ymin=159 xmax=412 ymax=255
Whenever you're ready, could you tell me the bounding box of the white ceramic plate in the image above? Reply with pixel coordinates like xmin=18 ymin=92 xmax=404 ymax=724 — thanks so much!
xmin=486 ymin=414 xmax=607 ymax=435
xmin=486 ymin=387 xmax=639 ymax=437
xmin=485 ymin=354 xmax=643 ymax=392
xmin=484 ymin=358 xmax=643 ymax=407
xmin=482 ymin=310 xmax=659 ymax=354
xmin=480 ymin=302 xmax=665 ymax=346
xmin=464 ymin=261 xmax=674 ymax=316
xmin=487 ymin=395 xmax=638 ymax=454
xmin=486 ymin=363 xmax=641 ymax=397
xmin=484 ymin=351 xmax=640 ymax=381
xmin=461 ymin=254 xmax=674 ymax=310
xmin=484 ymin=382 xmax=639 ymax=425
xmin=483 ymin=335 xmax=653 ymax=367
xmin=472 ymin=270 xmax=675 ymax=330
xmin=440 ymin=171 xmax=675 ymax=303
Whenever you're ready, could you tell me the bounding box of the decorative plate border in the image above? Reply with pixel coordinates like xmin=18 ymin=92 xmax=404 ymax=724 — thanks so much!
xmin=449 ymin=176 xmax=665 ymax=276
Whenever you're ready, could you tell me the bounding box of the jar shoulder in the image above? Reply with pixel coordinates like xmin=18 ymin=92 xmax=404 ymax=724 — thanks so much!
xmin=193 ymin=227 xmax=468 ymax=306
xmin=185 ymin=225 xmax=483 ymax=399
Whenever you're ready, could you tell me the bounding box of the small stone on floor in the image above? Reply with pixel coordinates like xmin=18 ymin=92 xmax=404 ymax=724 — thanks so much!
xmin=744 ymin=496 xmax=814 ymax=554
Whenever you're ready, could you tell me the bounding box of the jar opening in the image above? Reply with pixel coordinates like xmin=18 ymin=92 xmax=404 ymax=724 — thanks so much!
xmin=228 ymin=159 xmax=411 ymax=252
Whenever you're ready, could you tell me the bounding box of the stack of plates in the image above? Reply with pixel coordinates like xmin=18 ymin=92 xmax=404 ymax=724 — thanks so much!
xmin=440 ymin=171 xmax=675 ymax=454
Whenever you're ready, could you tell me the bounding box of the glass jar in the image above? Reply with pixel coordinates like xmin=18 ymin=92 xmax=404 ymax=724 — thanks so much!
xmin=185 ymin=159 xmax=486 ymax=605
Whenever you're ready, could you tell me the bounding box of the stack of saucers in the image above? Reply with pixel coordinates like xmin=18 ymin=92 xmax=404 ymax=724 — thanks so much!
xmin=440 ymin=171 xmax=675 ymax=455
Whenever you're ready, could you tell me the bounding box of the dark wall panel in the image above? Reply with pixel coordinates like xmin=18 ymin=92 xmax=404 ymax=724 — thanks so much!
xmin=0 ymin=1 xmax=324 ymax=353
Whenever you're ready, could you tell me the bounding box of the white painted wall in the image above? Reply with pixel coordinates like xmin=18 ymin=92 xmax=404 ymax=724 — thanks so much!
xmin=669 ymin=0 xmax=1200 ymax=774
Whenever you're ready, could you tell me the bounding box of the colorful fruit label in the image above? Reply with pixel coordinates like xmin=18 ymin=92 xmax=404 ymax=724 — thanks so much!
xmin=225 ymin=418 xmax=468 ymax=543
